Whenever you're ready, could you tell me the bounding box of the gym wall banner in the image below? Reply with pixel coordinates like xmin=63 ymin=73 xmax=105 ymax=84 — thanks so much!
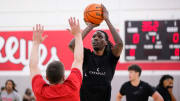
xmin=0 ymin=30 xmax=179 ymax=73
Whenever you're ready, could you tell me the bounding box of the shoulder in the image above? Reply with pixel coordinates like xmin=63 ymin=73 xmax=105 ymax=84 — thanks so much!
xmin=70 ymin=68 xmax=82 ymax=78
xmin=12 ymin=91 xmax=19 ymax=96
xmin=64 ymin=68 xmax=82 ymax=90
xmin=140 ymin=81 xmax=156 ymax=92
xmin=156 ymin=85 xmax=165 ymax=93
xmin=84 ymin=48 xmax=91 ymax=53
xmin=124 ymin=81 xmax=131 ymax=85
xmin=84 ymin=48 xmax=92 ymax=57
xmin=140 ymin=81 xmax=151 ymax=86
xmin=122 ymin=81 xmax=130 ymax=87
xmin=11 ymin=91 xmax=20 ymax=99
xmin=32 ymin=74 xmax=44 ymax=83
xmin=69 ymin=68 xmax=82 ymax=80
xmin=32 ymin=74 xmax=47 ymax=93
xmin=120 ymin=81 xmax=130 ymax=95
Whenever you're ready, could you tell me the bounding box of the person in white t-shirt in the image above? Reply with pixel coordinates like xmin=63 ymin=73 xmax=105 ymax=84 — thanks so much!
xmin=0 ymin=80 xmax=20 ymax=101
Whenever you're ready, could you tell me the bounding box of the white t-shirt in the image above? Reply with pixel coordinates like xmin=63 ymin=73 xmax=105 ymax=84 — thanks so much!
xmin=0 ymin=91 xmax=20 ymax=101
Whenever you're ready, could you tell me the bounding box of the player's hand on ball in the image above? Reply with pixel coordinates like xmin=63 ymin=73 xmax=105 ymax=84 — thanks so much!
xmin=68 ymin=17 xmax=81 ymax=36
xmin=85 ymin=22 xmax=99 ymax=28
xmin=101 ymin=4 xmax=109 ymax=20
xmin=33 ymin=24 xmax=47 ymax=44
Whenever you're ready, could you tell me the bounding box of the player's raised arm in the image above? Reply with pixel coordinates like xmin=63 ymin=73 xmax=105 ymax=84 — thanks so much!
xmin=68 ymin=17 xmax=84 ymax=74
xmin=29 ymin=24 xmax=47 ymax=79
xmin=102 ymin=4 xmax=123 ymax=57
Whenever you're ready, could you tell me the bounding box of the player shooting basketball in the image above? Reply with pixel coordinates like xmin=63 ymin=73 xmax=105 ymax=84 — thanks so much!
xmin=68 ymin=4 xmax=123 ymax=101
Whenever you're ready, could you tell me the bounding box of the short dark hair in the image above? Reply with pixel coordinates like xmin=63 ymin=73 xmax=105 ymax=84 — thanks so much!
xmin=128 ymin=64 xmax=142 ymax=76
xmin=46 ymin=61 xmax=65 ymax=84
xmin=25 ymin=88 xmax=31 ymax=95
xmin=158 ymin=74 xmax=174 ymax=87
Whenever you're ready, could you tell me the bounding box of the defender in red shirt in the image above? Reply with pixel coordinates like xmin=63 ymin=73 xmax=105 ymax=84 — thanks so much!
xmin=29 ymin=17 xmax=83 ymax=101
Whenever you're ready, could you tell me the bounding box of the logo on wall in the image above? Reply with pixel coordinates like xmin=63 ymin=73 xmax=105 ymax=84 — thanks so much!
xmin=0 ymin=30 xmax=115 ymax=72
xmin=0 ymin=31 xmax=74 ymax=72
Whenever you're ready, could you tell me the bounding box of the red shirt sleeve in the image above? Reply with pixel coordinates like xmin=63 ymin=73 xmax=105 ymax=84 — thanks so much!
xmin=64 ymin=68 xmax=82 ymax=91
xmin=32 ymin=74 xmax=47 ymax=95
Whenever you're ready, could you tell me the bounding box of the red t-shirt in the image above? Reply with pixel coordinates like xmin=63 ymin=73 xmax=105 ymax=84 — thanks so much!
xmin=32 ymin=68 xmax=82 ymax=101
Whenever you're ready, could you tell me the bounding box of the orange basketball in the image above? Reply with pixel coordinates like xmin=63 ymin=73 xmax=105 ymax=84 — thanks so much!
xmin=84 ymin=4 xmax=104 ymax=25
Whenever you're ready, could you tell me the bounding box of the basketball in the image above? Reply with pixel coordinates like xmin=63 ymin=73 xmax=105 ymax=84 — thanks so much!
xmin=84 ymin=4 xmax=104 ymax=25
